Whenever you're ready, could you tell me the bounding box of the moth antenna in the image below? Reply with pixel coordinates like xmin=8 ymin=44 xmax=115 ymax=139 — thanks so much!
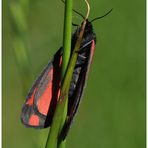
xmin=90 ymin=8 xmax=113 ymax=23
xmin=84 ymin=0 xmax=90 ymax=20
xmin=61 ymin=0 xmax=85 ymax=19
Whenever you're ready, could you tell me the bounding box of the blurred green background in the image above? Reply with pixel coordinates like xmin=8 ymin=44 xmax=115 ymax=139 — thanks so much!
xmin=3 ymin=0 xmax=146 ymax=147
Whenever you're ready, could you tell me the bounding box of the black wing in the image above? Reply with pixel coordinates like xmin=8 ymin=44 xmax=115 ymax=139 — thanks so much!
xmin=60 ymin=39 xmax=95 ymax=140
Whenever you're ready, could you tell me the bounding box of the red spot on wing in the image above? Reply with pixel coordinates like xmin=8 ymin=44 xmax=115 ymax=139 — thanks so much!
xmin=37 ymin=68 xmax=53 ymax=116
xmin=90 ymin=40 xmax=95 ymax=64
xmin=26 ymin=88 xmax=36 ymax=105
xmin=29 ymin=114 xmax=40 ymax=126
xmin=92 ymin=40 xmax=95 ymax=50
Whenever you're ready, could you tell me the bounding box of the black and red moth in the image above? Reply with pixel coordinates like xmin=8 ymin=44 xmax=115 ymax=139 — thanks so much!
xmin=21 ymin=19 xmax=96 ymax=139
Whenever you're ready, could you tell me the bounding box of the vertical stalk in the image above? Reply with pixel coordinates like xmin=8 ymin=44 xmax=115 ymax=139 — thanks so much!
xmin=62 ymin=0 xmax=73 ymax=78
xmin=45 ymin=0 xmax=73 ymax=148
xmin=59 ymin=0 xmax=73 ymax=147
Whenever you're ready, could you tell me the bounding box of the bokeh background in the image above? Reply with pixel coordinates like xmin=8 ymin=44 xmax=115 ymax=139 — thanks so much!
xmin=3 ymin=0 xmax=146 ymax=147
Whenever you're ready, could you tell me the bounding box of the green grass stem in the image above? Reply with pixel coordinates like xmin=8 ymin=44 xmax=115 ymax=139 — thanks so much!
xmin=45 ymin=0 xmax=73 ymax=148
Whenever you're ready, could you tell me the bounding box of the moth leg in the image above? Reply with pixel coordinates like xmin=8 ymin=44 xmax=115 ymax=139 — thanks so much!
xmin=74 ymin=54 xmax=86 ymax=68
xmin=75 ymin=40 xmax=93 ymax=54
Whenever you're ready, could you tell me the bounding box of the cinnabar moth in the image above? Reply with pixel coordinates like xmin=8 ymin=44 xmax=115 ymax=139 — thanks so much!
xmin=21 ymin=5 xmax=112 ymax=140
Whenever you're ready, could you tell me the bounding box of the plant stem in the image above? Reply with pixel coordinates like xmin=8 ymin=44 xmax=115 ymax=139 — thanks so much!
xmin=59 ymin=0 xmax=73 ymax=147
xmin=61 ymin=0 xmax=73 ymax=78
xmin=45 ymin=0 xmax=73 ymax=148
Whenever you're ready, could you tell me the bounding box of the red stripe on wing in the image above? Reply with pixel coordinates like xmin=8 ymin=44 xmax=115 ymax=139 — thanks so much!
xmin=36 ymin=68 xmax=53 ymax=116
xmin=34 ymin=49 xmax=62 ymax=118
xmin=89 ymin=40 xmax=95 ymax=64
